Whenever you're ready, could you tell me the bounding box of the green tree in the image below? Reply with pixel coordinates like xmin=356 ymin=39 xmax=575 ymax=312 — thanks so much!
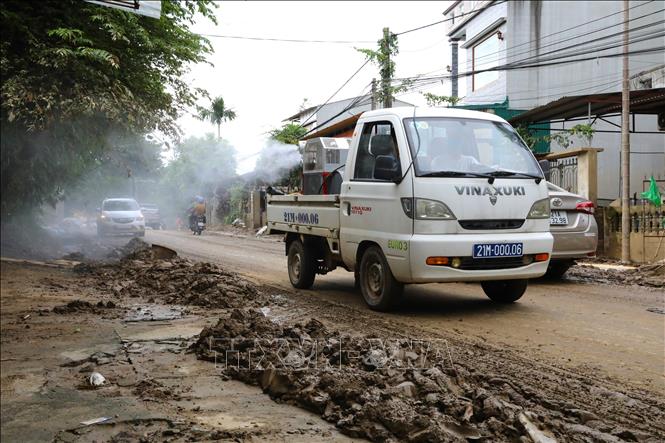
xmin=196 ymin=96 xmax=237 ymax=139
xmin=269 ymin=123 xmax=307 ymax=145
xmin=357 ymin=28 xmax=399 ymax=107
xmin=422 ymin=92 xmax=461 ymax=107
xmin=0 ymin=0 xmax=216 ymax=217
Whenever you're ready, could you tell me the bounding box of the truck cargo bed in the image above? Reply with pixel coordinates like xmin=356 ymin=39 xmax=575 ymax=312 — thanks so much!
xmin=267 ymin=194 xmax=341 ymax=238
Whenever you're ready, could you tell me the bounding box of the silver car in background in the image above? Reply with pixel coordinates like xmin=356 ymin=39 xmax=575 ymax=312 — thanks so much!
xmin=97 ymin=198 xmax=145 ymax=237
xmin=139 ymin=203 xmax=162 ymax=229
xmin=546 ymin=182 xmax=598 ymax=278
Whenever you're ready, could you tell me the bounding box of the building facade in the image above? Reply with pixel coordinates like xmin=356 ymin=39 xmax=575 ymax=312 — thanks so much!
xmin=445 ymin=0 xmax=665 ymax=202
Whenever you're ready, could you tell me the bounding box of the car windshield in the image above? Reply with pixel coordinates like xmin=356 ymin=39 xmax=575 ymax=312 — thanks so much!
xmin=103 ymin=200 xmax=139 ymax=211
xmin=403 ymin=117 xmax=543 ymax=178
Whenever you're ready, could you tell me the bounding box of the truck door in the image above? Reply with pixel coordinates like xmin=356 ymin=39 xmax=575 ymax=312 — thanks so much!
xmin=340 ymin=118 xmax=413 ymax=282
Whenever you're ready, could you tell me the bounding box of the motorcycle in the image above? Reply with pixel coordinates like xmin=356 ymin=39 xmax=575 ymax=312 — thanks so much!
xmin=190 ymin=214 xmax=206 ymax=235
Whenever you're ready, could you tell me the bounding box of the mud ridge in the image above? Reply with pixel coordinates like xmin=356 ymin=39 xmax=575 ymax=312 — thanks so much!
xmin=194 ymin=308 xmax=665 ymax=442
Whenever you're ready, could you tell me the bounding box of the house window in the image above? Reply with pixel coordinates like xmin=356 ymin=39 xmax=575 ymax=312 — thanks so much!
xmin=472 ymin=32 xmax=500 ymax=91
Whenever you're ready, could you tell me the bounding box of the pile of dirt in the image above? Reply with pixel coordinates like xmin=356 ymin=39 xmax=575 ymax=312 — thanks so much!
xmin=567 ymin=260 xmax=665 ymax=288
xmin=115 ymin=237 xmax=153 ymax=260
xmin=132 ymin=379 xmax=182 ymax=401
xmin=194 ymin=309 xmax=659 ymax=442
xmin=81 ymin=246 xmax=274 ymax=308
xmin=53 ymin=300 xmax=117 ymax=314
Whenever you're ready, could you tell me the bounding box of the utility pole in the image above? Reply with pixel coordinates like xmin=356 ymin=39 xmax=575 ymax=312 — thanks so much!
xmin=450 ymin=39 xmax=459 ymax=99
xmin=127 ymin=167 xmax=136 ymax=199
xmin=621 ymin=0 xmax=631 ymax=263
xmin=371 ymin=78 xmax=377 ymax=110
xmin=381 ymin=27 xmax=392 ymax=108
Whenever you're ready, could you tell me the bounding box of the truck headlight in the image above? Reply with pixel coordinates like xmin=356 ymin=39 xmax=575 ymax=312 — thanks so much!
xmin=136 ymin=215 xmax=144 ymax=221
xmin=401 ymin=198 xmax=456 ymax=220
xmin=527 ymin=198 xmax=550 ymax=219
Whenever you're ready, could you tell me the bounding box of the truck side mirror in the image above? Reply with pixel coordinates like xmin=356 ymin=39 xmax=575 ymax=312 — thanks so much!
xmin=374 ymin=155 xmax=401 ymax=182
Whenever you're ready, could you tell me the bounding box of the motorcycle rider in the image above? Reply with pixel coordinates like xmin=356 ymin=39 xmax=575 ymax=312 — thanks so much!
xmin=188 ymin=196 xmax=206 ymax=229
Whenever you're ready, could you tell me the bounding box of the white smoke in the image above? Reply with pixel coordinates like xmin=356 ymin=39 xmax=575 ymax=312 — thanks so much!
xmin=252 ymin=139 xmax=302 ymax=184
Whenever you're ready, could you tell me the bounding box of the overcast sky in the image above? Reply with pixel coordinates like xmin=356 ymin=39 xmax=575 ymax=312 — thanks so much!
xmin=179 ymin=1 xmax=455 ymax=173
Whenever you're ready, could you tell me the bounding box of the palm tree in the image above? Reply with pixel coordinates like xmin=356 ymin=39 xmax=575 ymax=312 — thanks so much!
xmin=196 ymin=96 xmax=236 ymax=139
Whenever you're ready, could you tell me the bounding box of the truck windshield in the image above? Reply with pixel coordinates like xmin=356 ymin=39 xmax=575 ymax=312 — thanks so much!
xmin=403 ymin=117 xmax=543 ymax=178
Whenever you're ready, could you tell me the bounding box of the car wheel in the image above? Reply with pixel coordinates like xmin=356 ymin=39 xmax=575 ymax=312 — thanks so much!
xmin=359 ymin=246 xmax=403 ymax=311
xmin=481 ymin=279 xmax=528 ymax=303
xmin=287 ymin=239 xmax=316 ymax=289
xmin=545 ymin=260 xmax=574 ymax=279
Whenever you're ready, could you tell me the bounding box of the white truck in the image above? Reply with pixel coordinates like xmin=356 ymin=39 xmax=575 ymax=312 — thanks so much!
xmin=267 ymin=107 xmax=553 ymax=311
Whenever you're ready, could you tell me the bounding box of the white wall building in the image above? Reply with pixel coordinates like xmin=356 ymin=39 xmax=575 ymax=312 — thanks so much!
xmin=444 ymin=0 xmax=665 ymax=203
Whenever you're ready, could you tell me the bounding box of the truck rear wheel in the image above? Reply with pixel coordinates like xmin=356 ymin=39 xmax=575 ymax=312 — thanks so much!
xmin=359 ymin=246 xmax=403 ymax=311
xmin=288 ymin=239 xmax=316 ymax=289
xmin=481 ymin=279 xmax=528 ymax=303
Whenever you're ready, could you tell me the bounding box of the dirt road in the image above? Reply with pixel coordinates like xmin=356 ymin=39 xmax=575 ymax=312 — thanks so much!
xmin=2 ymin=232 xmax=663 ymax=441
xmin=147 ymin=229 xmax=664 ymax=392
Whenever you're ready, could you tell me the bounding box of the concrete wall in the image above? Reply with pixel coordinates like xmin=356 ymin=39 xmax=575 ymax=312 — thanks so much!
xmin=606 ymin=232 xmax=665 ymax=263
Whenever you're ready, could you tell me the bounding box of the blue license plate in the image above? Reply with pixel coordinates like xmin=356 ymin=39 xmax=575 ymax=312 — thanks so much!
xmin=473 ymin=243 xmax=523 ymax=258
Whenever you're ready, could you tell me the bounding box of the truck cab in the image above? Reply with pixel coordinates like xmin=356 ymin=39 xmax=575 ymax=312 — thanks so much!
xmin=267 ymin=107 xmax=553 ymax=311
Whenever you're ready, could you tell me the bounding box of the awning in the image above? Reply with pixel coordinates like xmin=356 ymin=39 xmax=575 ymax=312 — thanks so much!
xmin=302 ymin=113 xmax=361 ymax=140
xmin=509 ymin=88 xmax=665 ymax=125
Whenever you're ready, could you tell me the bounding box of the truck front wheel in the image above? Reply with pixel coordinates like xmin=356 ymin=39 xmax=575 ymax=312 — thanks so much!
xmin=359 ymin=246 xmax=403 ymax=311
xmin=481 ymin=279 xmax=528 ymax=303
xmin=287 ymin=239 xmax=316 ymax=289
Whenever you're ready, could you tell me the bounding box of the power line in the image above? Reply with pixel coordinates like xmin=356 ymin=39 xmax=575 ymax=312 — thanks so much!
xmin=388 ymin=45 xmax=664 ymax=107
xmin=394 ymin=2 xmax=660 ymax=87
xmin=303 ymin=40 xmax=664 ymax=137
xmin=434 ymin=64 xmax=664 ymax=103
xmin=392 ymin=33 xmax=665 ymax=88
xmin=197 ymin=33 xmax=373 ymax=44
xmin=481 ymin=17 xmax=665 ymax=69
xmin=467 ymin=1 xmax=656 ymax=66
xmin=395 ymin=1 xmax=507 ymax=36
xmin=470 ymin=9 xmax=664 ymax=71
xmin=393 ymin=20 xmax=665 ymax=85
xmin=301 ymin=87 xmax=373 ymax=137
xmin=299 ymin=60 xmax=371 ymax=128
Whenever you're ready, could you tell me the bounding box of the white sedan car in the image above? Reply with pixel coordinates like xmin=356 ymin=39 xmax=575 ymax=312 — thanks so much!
xmin=97 ymin=198 xmax=145 ymax=237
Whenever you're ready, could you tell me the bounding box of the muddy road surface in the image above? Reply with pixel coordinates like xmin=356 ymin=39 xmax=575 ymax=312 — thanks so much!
xmin=146 ymin=229 xmax=664 ymax=392
xmin=2 ymin=231 xmax=663 ymax=442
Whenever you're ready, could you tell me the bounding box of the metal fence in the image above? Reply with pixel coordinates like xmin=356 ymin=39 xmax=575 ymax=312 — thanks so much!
xmin=548 ymin=157 xmax=578 ymax=193
xmin=608 ymin=208 xmax=665 ymax=235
